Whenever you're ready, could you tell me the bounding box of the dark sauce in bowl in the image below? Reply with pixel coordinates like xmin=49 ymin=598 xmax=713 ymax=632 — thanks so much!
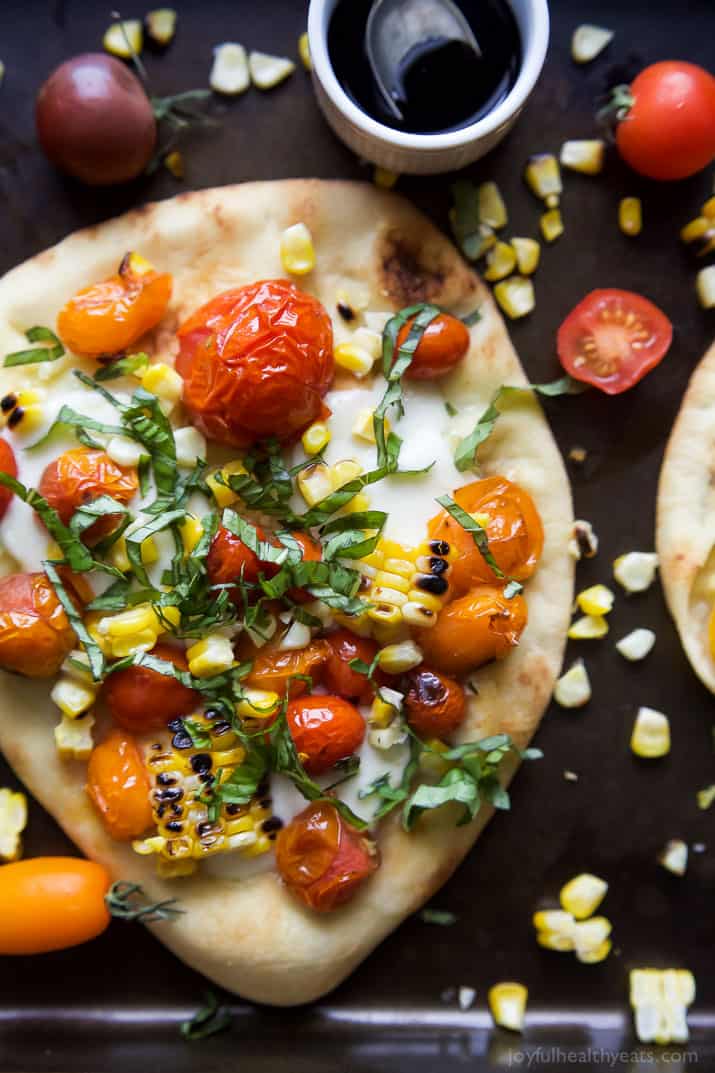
xmin=327 ymin=0 xmax=522 ymax=134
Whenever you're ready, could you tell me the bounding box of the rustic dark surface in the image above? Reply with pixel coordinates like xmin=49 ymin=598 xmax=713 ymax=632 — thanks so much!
xmin=0 ymin=1 xmax=714 ymax=1070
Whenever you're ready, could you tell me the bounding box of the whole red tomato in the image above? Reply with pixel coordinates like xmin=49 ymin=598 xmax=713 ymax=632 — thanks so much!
xmin=176 ymin=280 xmax=334 ymax=447
xmin=286 ymin=694 xmax=366 ymax=774
xmin=396 ymin=312 xmax=470 ymax=379
xmin=321 ymin=629 xmax=384 ymax=702
xmin=102 ymin=643 xmax=198 ymax=733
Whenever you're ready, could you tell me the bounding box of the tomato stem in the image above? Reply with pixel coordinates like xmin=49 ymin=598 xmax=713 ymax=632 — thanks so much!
xmin=596 ymin=84 xmax=634 ymax=140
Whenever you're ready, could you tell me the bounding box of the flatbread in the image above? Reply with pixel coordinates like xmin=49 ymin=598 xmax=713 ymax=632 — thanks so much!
xmin=0 ymin=181 xmax=573 ymax=1005
xmin=657 ymin=340 xmax=715 ymax=692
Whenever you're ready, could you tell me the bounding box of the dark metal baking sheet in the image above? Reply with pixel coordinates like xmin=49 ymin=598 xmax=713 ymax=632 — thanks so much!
xmin=1 ymin=1 xmax=714 ymax=1070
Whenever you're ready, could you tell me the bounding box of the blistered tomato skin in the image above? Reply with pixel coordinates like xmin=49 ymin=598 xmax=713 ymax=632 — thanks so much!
xmin=86 ymin=729 xmax=153 ymax=841
xmin=39 ymin=448 xmax=138 ymax=544
xmin=0 ymin=440 xmax=18 ymax=520
xmin=417 ymin=585 xmax=527 ymax=677
xmin=275 ymin=801 xmax=379 ymax=913
xmin=177 ymin=280 xmax=334 ymax=447
xmin=57 ymin=264 xmax=172 ymax=356
xmin=287 ymin=530 xmax=322 ymax=602
xmin=102 ymin=643 xmax=198 ymax=733
xmin=397 ymin=313 xmax=470 ymax=380
xmin=243 ymin=640 xmax=331 ymax=699
xmin=403 ymin=666 xmax=467 ymax=739
xmin=0 ymin=857 xmax=111 ymax=955
xmin=206 ymin=524 xmax=275 ymax=601
xmin=428 ymin=477 xmax=544 ymax=594
xmin=321 ymin=629 xmax=383 ymax=702
xmin=0 ymin=572 xmax=79 ymax=677
xmin=286 ymin=694 xmax=366 ymax=774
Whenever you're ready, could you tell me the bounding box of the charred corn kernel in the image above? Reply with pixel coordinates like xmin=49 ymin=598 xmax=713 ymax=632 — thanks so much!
xmin=493 ymin=276 xmax=535 ymax=319
xmin=658 ymin=839 xmax=688 ymax=876
xmin=560 ymin=874 xmax=608 ymax=919
xmin=3 ymin=389 xmax=45 ymax=437
xmin=336 ymin=282 xmax=371 ymax=320
xmin=331 ymin=458 xmax=363 ymax=486
xmin=533 ymin=909 xmax=576 ymax=951
xmin=576 ymin=584 xmax=615 ymax=616
xmin=613 ymin=552 xmax=658 ymax=593
xmin=206 ymin=459 xmax=247 ymax=507
xmin=280 ymin=223 xmax=315 ymax=276
xmin=50 ymin=676 xmax=97 ymax=718
xmin=554 ymin=659 xmax=591 ymax=708
xmin=297 ymin=461 xmax=333 ymax=506
xmin=374 ymin=166 xmax=399 ymax=190
xmin=141 ymin=363 xmax=183 ymax=406
xmin=478 ymin=181 xmax=508 ymax=229
xmin=367 ymin=602 xmax=402 ymax=627
xmin=352 ymin=408 xmax=384 ymax=443
xmin=559 ymin=139 xmax=605 ymax=175
xmin=619 ymin=197 xmax=642 ymax=237
xmin=696 ymin=784 xmax=715 ymax=810
xmin=187 ymin=634 xmax=234 ymax=677
xmin=360 ymin=537 xmax=452 ymax=633
xmin=616 ymin=628 xmax=655 ymax=661
xmin=298 ymin=31 xmax=312 ymax=70
xmin=210 ymin=42 xmax=250 ymax=95
xmin=106 ymin=435 xmax=143 ymax=468
xmin=631 ymin=707 xmax=670 ymax=758
xmin=680 ymin=216 xmax=710 ymax=243
xmin=525 ymin=154 xmax=562 ymax=201
xmin=568 ymin=614 xmax=608 ymax=640
xmin=569 ymin=519 xmax=599 ymax=560
xmin=103 ymin=19 xmax=143 ymax=58
xmin=377 ymin=640 xmax=422 ymax=674
xmin=174 ymin=426 xmax=207 ymax=468
xmin=696 ymin=265 xmax=715 ymax=309
xmin=0 ymin=789 xmax=27 ymax=861
xmin=630 ymin=969 xmax=695 ymax=1044
xmin=483 ymin=240 xmax=517 ymax=282
xmin=334 ymin=341 xmax=375 ymax=377
xmin=236 ymin=689 xmax=280 ymax=719
xmin=55 ymin=712 xmax=95 ymax=760
xmin=120 ymin=252 xmax=155 ymax=278
xmin=540 ymin=208 xmax=564 ymax=242
xmin=511 ymin=236 xmax=540 ymax=275
xmin=488 ymin=982 xmax=528 ymax=1032
xmin=302 ymin=421 xmax=331 ymax=455
xmin=145 ymin=8 xmax=176 ymax=46
xmin=164 ymin=150 xmax=184 ymax=179
xmin=249 ymin=50 xmax=296 ymax=90
xmin=571 ymin=24 xmax=613 ymax=63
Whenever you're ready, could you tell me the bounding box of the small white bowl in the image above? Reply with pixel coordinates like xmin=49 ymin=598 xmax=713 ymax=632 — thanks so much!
xmin=308 ymin=0 xmax=549 ymax=175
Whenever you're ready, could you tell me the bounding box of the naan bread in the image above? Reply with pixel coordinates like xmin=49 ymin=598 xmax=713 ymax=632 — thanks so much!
xmin=0 ymin=181 xmax=573 ymax=1005
xmin=657 ymin=340 xmax=715 ymax=692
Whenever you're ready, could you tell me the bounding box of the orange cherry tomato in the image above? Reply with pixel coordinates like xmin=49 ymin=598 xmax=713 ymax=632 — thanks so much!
xmin=0 ymin=438 xmax=18 ymax=520
xmin=286 ymin=694 xmax=366 ymax=774
xmin=242 ymin=638 xmax=331 ymax=700
xmin=0 ymin=571 xmax=78 ymax=677
xmin=396 ymin=312 xmax=470 ymax=380
xmin=417 ymin=585 xmax=527 ymax=677
xmin=403 ymin=666 xmax=467 ymax=739
xmin=86 ymin=729 xmax=153 ymax=841
xmin=57 ymin=257 xmax=172 ymax=356
xmin=428 ymin=476 xmax=543 ymax=594
xmin=38 ymin=447 xmax=138 ymax=544
xmin=101 ymin=643 xmax=198 ymax=733
xmin=176 ymin=280 xmax=334 ymax=448
xmin=0 ymin=857 xmax=111 ymax=954
xmin=275 ymin=801 xmax=378 ymax=913
xmin=321 ymin=628 xmax=384 ymax=703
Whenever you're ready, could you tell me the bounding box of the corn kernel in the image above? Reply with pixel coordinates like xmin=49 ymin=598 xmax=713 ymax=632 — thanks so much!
xmin=613 ymin=551 xmax=658 ymax=593
xmin=478 ymin=181 xmax=508 ymax=229
xmin=571 ymin=23 xmax=613 ymax=63
xmin=297 ymin=462 xmax=333 ymax=506
xmin=174 ymin=426 xmax=207 ymax=468
xmin=554 ymin=659 xmax=591 ymax=708
xmin=540 ymin=208 xmax=564 ymax=242
xmin=249 ymin=51 xmax=295 ymax=90
xmin=369 ymin=694 xmax=400 ymax=729
xmin=334 ymin=341 xmax=375 ymax=377
xmin=697 ymin=784 xmax=715 ymax=810
xmin=61 ymin=649 xmax=93 ymax=683
xmin=341 ymin=492 xmax=370 ymax=514
xmin=374 ymin=570 xmax=410 ymax=595
xmin=366 ymin=603 xmax=402 ymax=627
xmin=280 ymin=223 xmax=315 ymax=276
xmin=559 ymin=139 xmax=605 ymax=175
xmin=533 ymin=909 xmax=576 ymax=950
xmin=106 ymin=435 xmax=144 ymax=468
xmin=559 ymin=873 xmax=608 ymax=919
xmin=576 ymin=584 xmax=615 ymax=616
xmin=298 ymin=31 xmax=312 ymax=70
xmin=206 ymin=459 xmax=247 ymax=507
xmin=619 ymin=197 xmax=642 ymax=237
xmin=50 ymin=677 xmax=97 ymax=718
xmin=374 ymin=167 xmax=399 ymax=189
xmin=331 ymin=458 xmax=363 ymax=487
xmin=658 ymin=838 xmax=688 ymax=876
xmin=696 ymin=265 xmax=715 ymax=310
xmin=55 ymin=712 xmax=95 ymax=759
xmin=3 ymin=389 xmax=45 ymax=438
xmin=301 ymin=421 xmax=331 ymax=455
xmin=146 ymin=8 xmax=177 ymax=46
xmin=575 ymin=937 xmax=612 ymax=964
xmin=210 ymin=43 xmax=250 ymax=95
xmin=236 ymin=689 xmax=280 ymax=719
xmin=483 ymin=240 xmax=517 ymax=282
xmin=352 ymin=408 xmax=384 ymax=444
xmin=279 ymin=620 xmax=312 ymax=651
xmin=352 ymin=327 xmax=383 ymax=360
xmin=187 ymin=634 xmax=234 ymax=677
xmin=630 ymin=706 xmax=670 ymax=758
xmin=141 ymin=363 xmax=183 ymax=406
xmin=179 ymin=516 xmax=204 ymax=555
xmin=525 ymin=154 xmax=562 ymax=200
xmin=510 ymin=236 xmax=540 ymax=276
xmin=616 ymin=628 xmax=655 ymax=661
xmin=680 ymin=216 xmax=710 ymax=243
xmin=630 ymin=969 xmax=695 ymax=1044
xmin=103 ymin=19 xmax=143 ymax=58
xmin=0 ymin=788 xmax=27 ymax=861
xmin=377 ymin=640 xmax=422 ymax=674
xmin=568 ymin=614 xmax=608 ymax=640
xmin=493 ymin=276 xmax=535 ymax=319
xmin=488 ymin=982 xmax=528 ymax=1032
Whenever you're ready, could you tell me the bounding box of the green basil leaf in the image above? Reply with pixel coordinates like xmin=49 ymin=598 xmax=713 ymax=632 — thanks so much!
xmin=94 ymin=352 xmax=149 ymax=382
xmin=435 ymin=493 xmax=504 ymax=579
xmin=403 ymin=766 xmax=479 ymax=830
xmin=43 ymin=561 xmax=105 ymax=680
xmin=4 ymin=326 xmax=65 ymax=367
xmin=180 ymin=991 xmax=232 ymax=1042
xmin=126 ymin=509 xmax=185 ymax=586
xmin=420 ymin=908 xmax=458 ymax=926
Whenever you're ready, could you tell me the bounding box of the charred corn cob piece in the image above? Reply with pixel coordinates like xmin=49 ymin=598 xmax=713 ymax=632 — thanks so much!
xmin=357 ymin=538 xmax=453 ymax=630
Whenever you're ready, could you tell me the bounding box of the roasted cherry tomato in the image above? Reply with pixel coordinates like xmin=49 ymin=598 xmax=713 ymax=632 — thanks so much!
xmin=176 ymin=280 xmax=334 ymax=447
xmin=557 ymin=289 xmax=673 ymax=394
xmin=0 ymin=571 xmax=78 ymax=677
xmin=417 ymin=585 xmax=527 ymax=677
xmin=86 ymin=729 xmax=153 ymax=841
xmin=287 ymin=530 xmax=322 ymax=602
xmin=206 ymin=523 xmax=276 ymax=601
xmin=0 ymin=439 xmax=18 ymax=521
xmin=101 ymin=643 xmax=198 ymax=733
xmin=403 ymin=666 xmax=467 ymax=739
xmin=286 ymin=694 xmax=366 ymax=774
xmin=38 ymin=447 xmax=138 ymax=543
xmin=396 ymin=312 xmax=470 ymax=380
xmin=0 ymin=857 xmax=111 ymax=954
xmin=321 ymin=629 xmax=384 ymax=703
xmin=242 ymin=638 xmax=331 ymax=699
xmin=614 ymin=62 xmax=715 ymax=181
xmin=428 ymin=476 xmax=543 ymax=594
xmin=275 ymin=801 xmax=378 ymax=913
xmin=57 ymin=254 xmax=172 ymax=356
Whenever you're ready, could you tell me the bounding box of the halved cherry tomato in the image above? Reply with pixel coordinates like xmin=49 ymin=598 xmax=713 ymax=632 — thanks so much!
xmin=403 ymin=666 xmax=467 ymax=739
xmin=286 ymin=694 xmax=366 ymax=774
xmin=428 ymin=476 xmax=543 ymax=594
xmin=614 ymin=62 xmax=715 ymax=181
xmin=101 ymin=643 xmax=198 ymax=733
xmin=86 ymin=729 xmax=153 ymax=841
xmin=38 ymin=447 xmax=138 ymax=543
xmin=0 ymin=439 xmax=18 ymax=520
xmin=0 ymin=857 xmax=111 ymax=954
xmin=275 ymin=801 xmax=378 ymax=912
xmin=57 ymin=255 xmax=172 ymax=356
xmin=321 ymin=629 xmax=384 ymax=703
xmin=396 ymin=312 xmax=470 ymax=380
xmin=176 ymin=280 xmax=334 ymax=448
xmin=0 ymin=571 xmax=79 ymax=677
xmin=417 ymin=584 xmax=527 ymax=677
xmin=557 ymin=289 xmax=672 ymax=395
xmin=241 ymin=638 xmax=331 ymax=699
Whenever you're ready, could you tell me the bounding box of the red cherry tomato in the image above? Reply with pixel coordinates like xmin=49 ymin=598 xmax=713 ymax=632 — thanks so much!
xmin=275 ymin=801 xmax=378 ymax=912
xmin=242 ymin=639 xmax=331 ymax=699
xmin=206 ymin=524 xmax=269 ymax=599
xmin=286 ymin=694 xmax=366 ymax=774
xmin=86 ymin=729 xmax=153 ymax=841
xmin=321 ymin=629 xmax=383 ymax=703
xmin=615 ymin=62 xmax=715 ymax=181
xmin=101 ymin=643 xmax=198 ymax=733
xmin=177 ymin=280 xmax=334 ymax=448
xmin=288 ymin=530 xmax=322 ymax=602
xmin=0 ymin=571 xmax=79 ymax=677
xmin=0 ymin=439 xmax=18 ymax=520
xmin=396 ymin=312 xmax=470 ymax=379
xmin=38 ymin=448 xmax=138 ymax=542
xmin=557 ymin=289 xmax=673 ymax=394
xmin=403 ymin=666 xmax=467 ymax=739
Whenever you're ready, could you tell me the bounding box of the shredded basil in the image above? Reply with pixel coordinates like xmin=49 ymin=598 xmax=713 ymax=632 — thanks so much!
xmin=435 ymin=494 xmax=504 ymax=579
xmin=43 ymin=560 xmax=105 ymax=680
xmin=180 ymin=991 xmax=232 ymax=1042
xmin=420 ymin=908 xmax=458 ymax=926
xmin=94 ymin=352 xmax=149 ymax=382
xmin=3 ymin=326 xmax=65 ymax=367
